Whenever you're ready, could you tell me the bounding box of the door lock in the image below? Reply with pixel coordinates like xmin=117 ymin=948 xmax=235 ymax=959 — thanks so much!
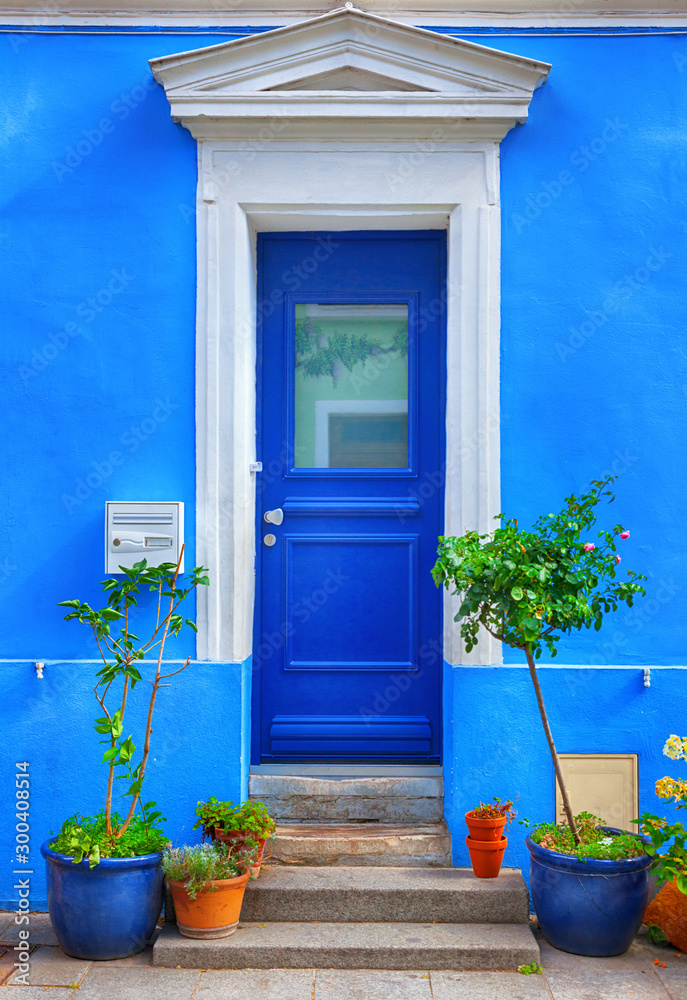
xmin=264 ymin=533 xmax=277 ymax=547
xmin=264 ymin=508 xmax=284 ymax=525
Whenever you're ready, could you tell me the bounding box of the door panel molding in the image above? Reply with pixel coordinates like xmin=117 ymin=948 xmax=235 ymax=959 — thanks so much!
xmin=269 ymin=715 xmax=433 ymax=758
xmin=283 ymin=533 xmax=419 ymax=673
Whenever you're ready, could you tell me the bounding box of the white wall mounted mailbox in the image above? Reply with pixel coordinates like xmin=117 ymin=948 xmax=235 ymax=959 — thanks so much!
xmin=105 ymin=502 xmax=184 ymax=574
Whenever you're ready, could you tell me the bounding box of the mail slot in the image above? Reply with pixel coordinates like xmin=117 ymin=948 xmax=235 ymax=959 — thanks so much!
xmin=105 ymin=502 xmax=184 ymax=573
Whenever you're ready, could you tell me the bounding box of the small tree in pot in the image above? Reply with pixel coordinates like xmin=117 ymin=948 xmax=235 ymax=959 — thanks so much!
xmin=433 ymin=476 xmax=644 ymax=842
xmin=42 ymin=547 xmax=209 ymax=960
xmin=432 ymin=477 xmax=649 ymax=954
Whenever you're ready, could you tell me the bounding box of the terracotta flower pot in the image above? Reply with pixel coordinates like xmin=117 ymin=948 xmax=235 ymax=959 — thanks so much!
xmin=167 ymin=871 xmax=250 ymax=939
xmin=466 ymin=835 xmax=507 ymax=879
xmin=210 ymin=827 xmax=268 ymax=878
xmin=644 ymin=879 xmax=687 ymax=952
xmin=465 ymin=810 xmax=507 ymax=842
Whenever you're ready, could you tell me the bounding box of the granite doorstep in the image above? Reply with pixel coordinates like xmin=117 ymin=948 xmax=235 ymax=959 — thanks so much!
xmin=153 ymin=919 xmax=539 ymax=971
xmin=241 ymin=865 xmax=529 ymax=924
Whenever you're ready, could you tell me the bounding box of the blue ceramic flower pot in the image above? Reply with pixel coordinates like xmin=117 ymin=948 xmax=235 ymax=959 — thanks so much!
xmin=527 ymin=827 xmax=652 ymax=957
xmin=41 ymin=840 xmax=164 ymax=960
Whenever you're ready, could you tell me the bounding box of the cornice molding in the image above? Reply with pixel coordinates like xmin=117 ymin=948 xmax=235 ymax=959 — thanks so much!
xmin=150 ymin=6 xmax=550 ymax=141
xmin=1 ymin=1 xmax=686 ymax=28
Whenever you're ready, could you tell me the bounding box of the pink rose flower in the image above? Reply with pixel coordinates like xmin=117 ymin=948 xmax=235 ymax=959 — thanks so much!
xmin=615 ymin=555 xmax=621 ymax=564
xmin=620 ymin=530 xmax=630 ymax=539
xmin=583 ymin=542 xmax=595 ymax=551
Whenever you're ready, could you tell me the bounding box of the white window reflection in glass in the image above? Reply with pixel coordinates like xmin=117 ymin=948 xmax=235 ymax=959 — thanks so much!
xmin=294 ymin=303 xmax=409 ymax=469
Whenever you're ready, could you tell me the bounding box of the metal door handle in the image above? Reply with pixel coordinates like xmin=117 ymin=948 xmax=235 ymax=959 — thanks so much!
xmin=264 ymin=508 xmax=284 ymax=526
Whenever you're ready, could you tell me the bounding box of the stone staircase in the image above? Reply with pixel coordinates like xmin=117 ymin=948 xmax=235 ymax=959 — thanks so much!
xmin=153 ymin=771 xmax=539 ymax=971
xmin=255 ymin=773 xmax=452 ymax=867
xmin=154 ymin=866 xmax=538 ymax=969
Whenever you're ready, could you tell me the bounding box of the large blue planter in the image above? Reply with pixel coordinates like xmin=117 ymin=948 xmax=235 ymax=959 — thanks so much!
xmin=527 ymin=828 xmax=652 ymax=957
xmin=41 ymin=840 xmax=164 ymax=960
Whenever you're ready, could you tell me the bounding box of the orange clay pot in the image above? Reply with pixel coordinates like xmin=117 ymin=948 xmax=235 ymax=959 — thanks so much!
xmin=644 ymin=879 xmax=687 ymax=952
xmin=466 ymin=835 xmax=507 ymax=879
xmin=168 ymin=871 xmax=250 ymax=939
xmin=465 ymin=810 xmax=507 ymax=842
xmin=210 ymin=827 xmax=267 ymax=878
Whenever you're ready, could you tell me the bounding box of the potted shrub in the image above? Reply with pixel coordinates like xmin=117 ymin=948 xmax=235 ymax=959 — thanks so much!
xmin=433 ymin=477 xmax=648 ymax=954
xmin=637 ymin=734 xmax=687 ymax=951
xmin=162 ymin=842 xmax=255 ymax=938
xmin=526 ymin=811 xmax=652 ymax=955
xmin=194 ymin=798 xmax=276 ymax=877
xmin=41 ymin=548 xmax=209 ymax=960
xmin=465 ymin=798 xmax=516 ymax=879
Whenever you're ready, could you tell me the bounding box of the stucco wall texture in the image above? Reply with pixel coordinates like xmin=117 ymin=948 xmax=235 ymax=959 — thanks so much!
xmin=1 ymin=30 xmax=686 ymax=906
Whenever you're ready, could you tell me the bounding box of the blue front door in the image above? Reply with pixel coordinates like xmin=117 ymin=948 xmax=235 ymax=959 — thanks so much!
xmin=254 ymin=231 xmax=445 ymax=763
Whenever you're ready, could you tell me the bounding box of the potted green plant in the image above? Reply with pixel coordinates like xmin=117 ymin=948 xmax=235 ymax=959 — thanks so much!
xmin=194 ymin=798 xmax=276 ymax=877
xmin=433 ymin=477 xmax=648 ymax=954
xmin=161 ymin=842 xmax=255 ymax=939
xmin=465 ymin=798 xmax=516 ymax=879
xmin=637 ymin=734 xmax=687 ymax=952
xmin=41 ymin=548 xmax=209 ymax=960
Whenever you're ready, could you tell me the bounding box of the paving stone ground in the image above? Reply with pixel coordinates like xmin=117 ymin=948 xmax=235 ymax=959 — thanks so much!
xmin=1 ymin=914 xmax=686 ymax=999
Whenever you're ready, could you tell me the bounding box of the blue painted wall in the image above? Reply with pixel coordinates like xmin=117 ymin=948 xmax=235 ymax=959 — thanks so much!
xmin=1 ymin=28 xmax=686 ymax=908
xmin=0 ymin=659 xmax=250 ymax=909
xmin=444 ymin=664 xmax=687 ymax=885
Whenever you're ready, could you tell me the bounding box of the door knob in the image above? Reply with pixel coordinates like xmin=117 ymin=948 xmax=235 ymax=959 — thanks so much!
xmin=264 ymin=508 xmax=284 ymax=526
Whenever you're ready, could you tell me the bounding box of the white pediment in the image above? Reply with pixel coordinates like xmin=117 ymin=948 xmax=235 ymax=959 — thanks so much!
xmin=150 ymin=5 xmax=550 ymax=140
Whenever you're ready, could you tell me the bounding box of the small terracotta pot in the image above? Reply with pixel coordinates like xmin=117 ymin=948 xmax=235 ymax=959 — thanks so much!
xmin=210 ymin=827 xmax=268 ymax=878
xmin=465 ymin=810 xmax=507 ymax=842
xmin=466 ymin=835 xmax=507 ymax=879
xmin=168 ymin=871 xmax=250 ymax=939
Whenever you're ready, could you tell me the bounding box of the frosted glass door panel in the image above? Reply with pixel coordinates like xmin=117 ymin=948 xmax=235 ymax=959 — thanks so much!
xmin=294 ymin=303 xmax=409 ymax=469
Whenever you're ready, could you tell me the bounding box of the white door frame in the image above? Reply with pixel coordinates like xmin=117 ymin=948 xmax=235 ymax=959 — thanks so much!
xmin=150 ymin=7 xmax=550 ymax=668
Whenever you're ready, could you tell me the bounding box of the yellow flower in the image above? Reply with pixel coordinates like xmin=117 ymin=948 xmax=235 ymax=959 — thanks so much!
xmin=663 ymin=735 xmax=687 ymax=761
xmin=656 ymin=776 xmax=687 ymax=801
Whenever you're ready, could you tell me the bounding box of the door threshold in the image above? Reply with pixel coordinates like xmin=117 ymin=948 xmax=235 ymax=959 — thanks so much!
xmin=250 ymin=764 xmax=443 ymax=777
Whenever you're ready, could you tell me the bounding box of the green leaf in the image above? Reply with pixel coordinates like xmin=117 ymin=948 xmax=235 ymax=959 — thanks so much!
xmin=101 ymin=608 xmax=125 ymax=622
xmin=511 ymin=586 xmax=524 ymax=601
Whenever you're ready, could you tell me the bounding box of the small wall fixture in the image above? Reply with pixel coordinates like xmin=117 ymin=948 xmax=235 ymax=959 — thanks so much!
xmin=644 ymin=666 xmax=651 ymax=688
xmin=35 ymin=662 xmax=44 ymax=679
xmin=105 ymin=502 xmax=184 ymax=574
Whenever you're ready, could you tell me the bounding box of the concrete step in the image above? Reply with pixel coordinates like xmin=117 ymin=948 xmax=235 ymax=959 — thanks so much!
xmin=154 ymin=920 xmax=540 ymax=970
xmin=250 ymin=774 xmax=444 ymax=823
xmin=240 ymin=865 xmax=530 ymax=924
xmin=271 ymin=821 xmax=452 ymax=867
